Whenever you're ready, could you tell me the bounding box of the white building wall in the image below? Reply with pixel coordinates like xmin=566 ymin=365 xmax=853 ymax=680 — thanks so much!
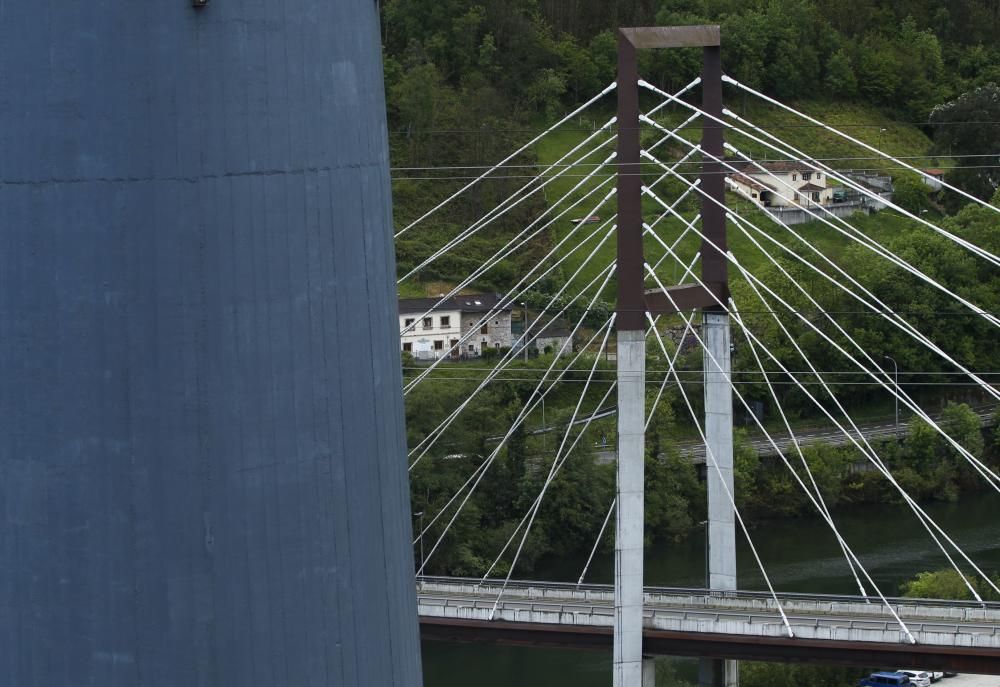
xmin=730 ymin=169 xmax=834 ymax=208
xmin=399 ymin=308 xmax=462 ymax=360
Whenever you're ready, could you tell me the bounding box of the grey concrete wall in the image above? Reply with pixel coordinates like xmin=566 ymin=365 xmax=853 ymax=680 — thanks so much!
xmin=0 ymin=2 xmax=421 ymax=686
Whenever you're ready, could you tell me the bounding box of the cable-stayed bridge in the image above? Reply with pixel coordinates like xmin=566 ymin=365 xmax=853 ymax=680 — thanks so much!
xmin=416 ymin=577 xmax=1000 ymax=674
xmin=397 ymin=24 xmax=1000 ymax=686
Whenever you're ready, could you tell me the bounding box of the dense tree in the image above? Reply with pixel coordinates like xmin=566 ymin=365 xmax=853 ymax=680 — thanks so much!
xmin=930 ymin=84 xmax=1000 ymax=202
xmin=901 ymin=569 xmax=1000 ymax=601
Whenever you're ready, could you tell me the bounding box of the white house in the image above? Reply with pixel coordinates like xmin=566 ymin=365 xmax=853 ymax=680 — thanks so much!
xmin=922 ymin=168 xmax=944 ymax=191
xmin=726 ymin=161 xmax=835 ymax=207
xmin=399 ymin=293 xmax=513 ymax=360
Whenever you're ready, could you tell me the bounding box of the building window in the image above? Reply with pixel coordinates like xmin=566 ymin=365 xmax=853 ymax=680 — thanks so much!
xmin=468 ymin=344 xmax=475 ymax=352
xmin=402 ymin=342 xmax=412 ymax=352
xmin=494 ymin=320 xmax=499 ymax=325
xmin=817 ymin=173 xmax=822 ymax=180
xmin=495 ymin=343 xmax=501 ymax=349
xmin=440 ymin=316 xmax=450 ymax=327
xmin=803 ymin=172 xmax=812 ymax=181
xmin=423 ymin=317 xmax=432 ymax=329
xmin=751 ymin=193 xmax=757 ymax=199
xmin=404 ymin=318 xmax=415 ymax=327
xmin=480 ymin=324 xmax=489 ymax=335
xmin=812 ymin=192 xmax=820 ymax=202
xmin=433 ymin=340 xmax=443 ymax=350
xmin=792 ymin=173 xmax=797 ymax=181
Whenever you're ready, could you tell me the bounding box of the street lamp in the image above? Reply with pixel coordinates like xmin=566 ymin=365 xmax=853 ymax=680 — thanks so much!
xmin=521 ymin=301 xmax=529 ymax=362
xmin=884 ymin=355 xmax=899 ymax=433
xmin=414 ymin=511 xmax=425 ymax=574
xmin=877 ymin=127 xmax=887 ymax=153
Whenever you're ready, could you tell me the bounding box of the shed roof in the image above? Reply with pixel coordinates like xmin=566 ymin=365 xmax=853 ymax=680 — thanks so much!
xmin=728 ymin=173 xmax=773 ymax=192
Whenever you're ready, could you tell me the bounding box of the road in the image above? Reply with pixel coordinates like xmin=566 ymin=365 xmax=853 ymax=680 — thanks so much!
xmin=594 ymin=403 xmax=997 ymax=465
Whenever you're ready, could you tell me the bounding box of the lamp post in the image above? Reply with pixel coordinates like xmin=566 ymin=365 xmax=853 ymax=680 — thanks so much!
xmin=877 ymin=127 xmax=887 ymax=153
xmin=414 ymin=511 xmax=424 ymax=573
xmin=884 ymin=355 xmax=899 ymax=433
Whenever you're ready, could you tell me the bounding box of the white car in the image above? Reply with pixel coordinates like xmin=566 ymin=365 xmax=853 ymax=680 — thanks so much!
xmin=929 ymin=672 xmax=944 ymax=682
xmin=896 ymin=670 xmax=932 ymax=687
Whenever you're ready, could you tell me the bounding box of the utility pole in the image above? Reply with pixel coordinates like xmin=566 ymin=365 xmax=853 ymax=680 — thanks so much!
xmin=615 ymin=25 xmax=731 ymax=687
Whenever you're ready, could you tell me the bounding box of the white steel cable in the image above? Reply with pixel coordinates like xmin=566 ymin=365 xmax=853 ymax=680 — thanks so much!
xmin=487 ymin=318 xmax=616 ymax=618
xmin=720 ymin=76 xmax=1000 ymax=222
xmin=730 ymin=215 xmax=1000 ymax=490
xmin=640 ymin=179 xmax=999 ymax=598
xmin=645 ymin=273 xmax=916 ymax=640
xmin=636 ymin=123 xmax=1000 ymax=409
xmin=483 ymin=249 xmax=704 ymax=586
xmin=727 ymin=297 xmax=868 ymax=598
xmin=718 ymin=139 xmax=1000 ymax=336
xmin=398 ymin=108 xmax=701 ymax=367
xmin=722 ymin=106 xmax=1000 ymax=270
xmin=637 ymin=108 xmax=1000 ymax=331
xmin=578 ymin=498 xmax=615 ymax=587
xmin=396 ymin=81 xmax=617 ymax=238
xmin=639 ymin=77 xmax=1000 ymax=271
xmin=399 ymin=108 xmax=702 ymax=347
xmin=642 ymin=249 xmax=868 ymax=603
xmin=408 ymin=250 xmax=616 ymax=469
xmin=404 ymin=218 xmax=615 ymax=463
xmin=399 ymin=119 xmax=617 ymax=283
xmin=730 ymin=262 xmax=993 ymax=601
xmin=644 ymin=308 xmax=796 ymax=639
xmin=413 ymin=311 xmax=616 ymax=557
xmin=725 ymin=209 xmax=1000 ymax=402
xmin=481 ymin=377 xmax=620 ymax=583
xmin=399 ymin=157 xmax=615 ymax=343
xmin=414 ymin=266 xmax=618 ymax=573
xmin=647 ymin=219 xmax=863 ymax=599
xmin=402 ymin=177 xmax=617 ymax=393
xmin=400 ymin=77 xmax=703 ymax=280
xmin=481 ymin=245 xmax=703 ymax=580
xmin=406 ymin=144 xmax=709 ymax=464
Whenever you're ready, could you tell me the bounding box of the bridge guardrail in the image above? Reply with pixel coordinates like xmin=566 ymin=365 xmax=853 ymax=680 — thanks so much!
xmin=418 ymin=593 xmax=1000 ymax=637
xmin=416 ymin=576 xmax=1000 ymax=611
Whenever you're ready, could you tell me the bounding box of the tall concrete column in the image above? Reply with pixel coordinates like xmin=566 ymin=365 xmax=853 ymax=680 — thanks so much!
xmin=700 ymin=312 xmax=739 ymax=687
xmin=615 ymin=330 xmax=647 ymax=687
xmin=614 ymin=28 xmax=647 ymax=687
xmin=0 ymin=2 xmax=422 ymax=685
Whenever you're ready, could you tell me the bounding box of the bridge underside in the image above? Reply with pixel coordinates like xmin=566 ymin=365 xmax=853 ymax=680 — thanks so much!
xmin=420 ymin=618 xmax=1000 ymax=675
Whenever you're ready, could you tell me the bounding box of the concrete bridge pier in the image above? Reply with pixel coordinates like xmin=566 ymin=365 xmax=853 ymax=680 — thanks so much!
xmin=644 ymin=657 xmax=657 ymax=686
xmin=699 ymin=311 xmax=739 ymax=687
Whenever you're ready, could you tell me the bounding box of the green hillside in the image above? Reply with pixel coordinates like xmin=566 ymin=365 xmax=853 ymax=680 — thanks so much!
xmin=533 ymin=98 xmax=940 ymax=295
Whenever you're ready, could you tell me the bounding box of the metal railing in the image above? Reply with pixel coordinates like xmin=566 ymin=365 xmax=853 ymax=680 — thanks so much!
xmin=416 ymin=576 xmax=1000 ymax=611
xmin=417 ymin=592 xmax=1000 ymax=637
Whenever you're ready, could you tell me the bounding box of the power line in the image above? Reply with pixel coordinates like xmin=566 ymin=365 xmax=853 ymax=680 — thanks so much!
xmin=391 ymin=165 xmax=1000 ymax=181
xmin=390 ymin=152 xmax=1000 ymax=172
xmin=388 ymin=120 xmax=1000 ymax=136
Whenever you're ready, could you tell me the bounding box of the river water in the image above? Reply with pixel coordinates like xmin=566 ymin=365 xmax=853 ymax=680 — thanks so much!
xmin=422 ymin=491 xmax=1000 ymax=686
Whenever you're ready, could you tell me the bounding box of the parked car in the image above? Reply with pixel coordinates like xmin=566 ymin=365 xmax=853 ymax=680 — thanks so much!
xmin=859 ymin=672 xmax=915 ymax=687
xmin=928 ymin=672 xmax=944 ymax=682
xmin=943 ymin=672 xmax=958 ymax=678
xmin=895 ymin=670 xmax=932 ymax=687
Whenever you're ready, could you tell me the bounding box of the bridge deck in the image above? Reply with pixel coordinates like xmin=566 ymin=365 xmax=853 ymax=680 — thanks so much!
xmin=416 ymin=577 xmax=1000 ymax=674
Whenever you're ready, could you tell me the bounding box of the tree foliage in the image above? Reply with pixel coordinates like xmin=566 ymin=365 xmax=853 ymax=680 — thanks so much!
xmin=930 ymin=83 xmax=1000 ymax=202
